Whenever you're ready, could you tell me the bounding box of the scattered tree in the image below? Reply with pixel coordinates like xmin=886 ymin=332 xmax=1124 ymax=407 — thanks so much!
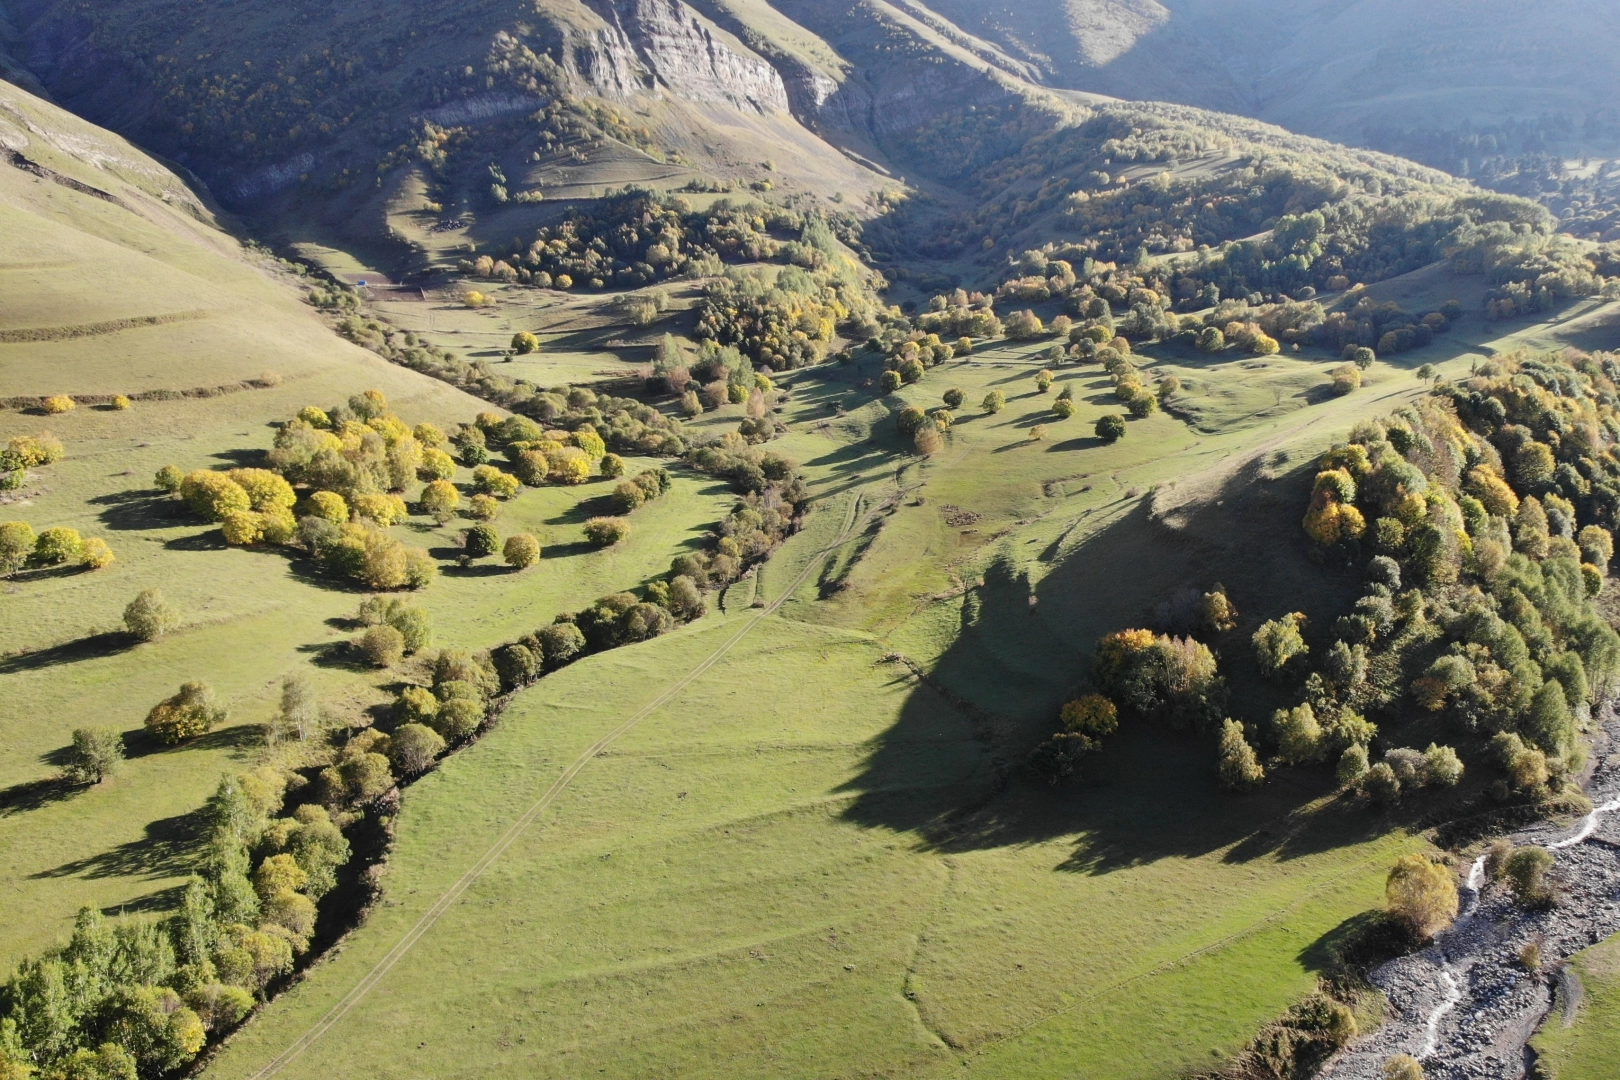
xmin=124 ymin=589 xmax=181 ymax=641
xmin=1503 ymin=846 xmax=1555 ymax=907
xmin=1095 ymin=414 xmax=1126 ymax=443
xmin=1217 ymin=719 xmax=1265 ymax=791
xmin=358 ymin=624 xmax=406 ymax=667
xmin=584 ymin=517 xmax=631 ymax=546
xmin=32 ymin=526 xmax=84 ymax=565
xmin=389 ymin=723 xmax=445 ymax=776
xmin=145 ymin=681 xmax=227 ymax=744
xmin=1385 ymin=855 xmax=1458 ymax=940
xmin=63 ymin=727 xmax=125 ymax=785
xmin=504 ymin=533 xmax=541 ymax=569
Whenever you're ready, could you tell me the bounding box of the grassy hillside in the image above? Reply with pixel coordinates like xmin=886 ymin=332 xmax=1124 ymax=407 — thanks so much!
xmin=0 ymin=83 xmax=745 ymax=974
xmin=192 ymin=270 xmax=1618 ymax=1078
xmin=1530 ymin=931 xmax=1620 ymax=1078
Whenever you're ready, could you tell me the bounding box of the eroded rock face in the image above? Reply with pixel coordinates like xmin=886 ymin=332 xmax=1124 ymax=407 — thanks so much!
xmin=567 ymin=0 xmax=789 ymax=114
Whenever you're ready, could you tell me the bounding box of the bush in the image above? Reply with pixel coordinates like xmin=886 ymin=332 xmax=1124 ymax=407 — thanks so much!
xmin=981 ymin=390 xmax=1005 ymax=414
xmin=1385 ymin=854 xmax=1458 ymax=940
xmin=0 ymin=520 xmax=35 ymax=576
xmin=1503 ymin=846 xmax=1555 ymax=907
xmin=464 ymin=524 xmax=499 ymax=560
xmin=1253 ymin=613 xmax=1309 ymax=679
xmin=511 ymin=331 xmax=541 ymax=354
xmin=1330 ymin=364 xmax=1363 ymax=395
xmin=145 ymin=681 xmax=227 ymax=744
xmin=942 ymin=387 xmax=966 ymax=409
xmin=1051 ymin=399 xmax=1076 ymax=419
xmin=390 ymin=723 xmax=446 ymax=775
xmin=1028 ymin=732 xmax=1094 ymax=783
xmin=1337 ymin=744 xmax=1369 ymax=787
xmin=913 ymin=426 xmax=943 ymax=456
xmin=180 ymin=471 xmax=251 ymax=521
xmin=80 ymin=537 xmax=115 ymax=569
xmin=539 ymin=622 xmax=586 ymax=668
xmin=155 ymin=464 xmax=185 ymax=493
xmin=504 ymin=532 xmax=540 ymax=569
xmin=419 ymin=479 xmax=460 ymax=522
xmin=492 ymin=643 xmax=541 ymax=690
xmin=64 ymin=727 xmax=125 ymax=784
xmin=358 ymin=624 xmax=406 ymax=667
xmin=878 ymin=370 xmax=902 ymax=394
xmin=432 ymin=696 xmax=485 ymax=741
xmin=584 ymin=517 xmax=631 ymax=546
xmin=600 ymin=453 xmax=627 ymax=479
xmin=1061 ymin=695 xmax=1119 ymax=737
xmin=1383 ymin=1055 xmax=1423 ymax=1080
xmin=1361 ymin=761 xmax=1401 ymax=803
xmin=41 ymin=394 xmax=75 ymax=414
xmin=124 ymin=588 xmax=181 ymax=641
xmin=472 ymin=465 xmax=520 ymax=498
xmin=32 ymin=526 xmax=83 ymax=565
xmin=1217 ymin=718 xmax=1265 ymax=791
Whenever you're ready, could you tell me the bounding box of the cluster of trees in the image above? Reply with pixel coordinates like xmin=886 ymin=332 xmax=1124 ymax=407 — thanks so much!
xmin=457 ymin=191 xmax=842 ymax=292
xmin=0 ymin=766 xmax=351 ymax=1077
xmin=1295 ymin=352 xmax=1620 ymax=800
xmin=609 ymin=468 xmax=671 ymax=515
xmin=0 ymin=521 xmax=115 ymax=576
xmin=693 ymin=265 xmax=871 ymax=371
xmin=1 ymin=431 xmax=63 ymax=491
xmin=352 ymin=597 xmax=433 ymax=667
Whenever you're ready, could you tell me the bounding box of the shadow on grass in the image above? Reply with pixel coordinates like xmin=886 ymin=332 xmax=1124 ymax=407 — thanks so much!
xmin=837 ymin=456 xmax=1411 ymax=873
xmin=0 ymin=631 xmax=133 ymax=675
xmin=441 ymin=562 xmax=513 ymax=578
xmin=89 ymin=489 xmax=183 ymax=531
xmin=0 ymin=776 xmax=78 ymax=816
xmin=541 ymin=540 xmax=597 ymax=560
xmin=1048 ymin=436 xmax=1107 ymax=452
xmin=164 ymin=530 xmax=227 ymax=552
xmin=297 ymin=640 xmax=372 ymax=671
xmin=105 ymin=883 xmax=190 ymax=916
xmin=30 ymin=805 xmax=209 ymax=882
xmin=209 ymin=448 xmax=264 ymax=468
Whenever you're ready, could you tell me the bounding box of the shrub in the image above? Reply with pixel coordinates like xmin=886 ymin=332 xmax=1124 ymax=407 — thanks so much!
xmin=1060 ymin=695 xmax=1118 ymax=738
xmin=145 ymin=681 xmax=227 ymax=744
xmin=358 ymin=624 xmax=406 ymax=667
xmin=1051 ymin=399 xmax=1076 ymax=419
xmin=504 ymin=532 xmax=540 ymax=569
xmin=1330 ymin=364 xmax=1362 ymax=395
xmin=464 ymin=524 xmax=499 ymax=559
xmin=584 ymin=517 xmax=631 ymax=546
xmin=1385 ymin=854 xmax=1458 ymax=940
xmin=539 ymin=622 xmax=586 ymax=668
xmin=982 ymin=390 xmax=1005 ymax=414
xmin=79 ymin=537 xmax=114 ymax=569
xmin=228 ymin=468 xmax=296 ymax=512
xmin=41 ymin=394 xmax=75 ymax=414
xmin=33 ymin=526 xmax=83 ymax=565
xmin=420 ymin=479 xmax=460 ymax=522
xmin=1253 ymin=613 xmax=1309 ymax=679
xmin=492 ymin=643 xmax=541 ymax=690
xmin=124 ymin=588 xmax=181 ymax=641
xmin=432 ymin=696 xmax=484 ymax=741
xmin=1337 ymin=744 xmax=1369 ymax=787
xmin=1383 ymin=1055 xmax=1423 ymax=1080
xmin=180 ymin=471 xmax=251 ymax=521
xmin=155 ymin=464 xmax=185 ymax=493
xmin=472 ymin=465 xmax=521 ymax=498
xmin=600 ymin=453 xmax=627 ymax=478
xmin=898 ymin=358 xmax=925 ymax=383
xmin=1030 ymin=425 xmax=1048 ymax=441
xmin=1028 ymin=732 xmax=1094 ymax=783
xmin=1217 ymin=719 xmax=1265 ymax=791
xmin=395 ymin=686 xmax=439 ymax=727
xmin=305 ymin=490 xmax=349 ymax=524
xmin=879 ymin=370 xmax=902 ymax=394
xmin=511 ymin=331 xmax=541 ymax=354
xmin=64 ymin=726 xmax=125 ymax=784
xmin=1273 ymin=703 xmax=1324 ymax=765
xmin=1361 ymin=761 xmax=1401 ymax=803
xmin=913 ymin=426 xmax=943 ymax=456
xmin=419 ymin=447 xmax=457 ymax=481
xmin=550 ymin=447 xmax=591 ymax=484
xmin=465 ymin=493 xmax=499 ymax=521
xmin=390 ymin=723 xmax=446 ymax=775
xmin=1503 ymin=846 xmax=1555 ymax=907
xmin=1423 ymin=744 xmax=1464 ymax=787
xmin=943 ymin=387 xmax=966 ymax=409
xmin=1035 ymin=369 xmax=1054 ymax=393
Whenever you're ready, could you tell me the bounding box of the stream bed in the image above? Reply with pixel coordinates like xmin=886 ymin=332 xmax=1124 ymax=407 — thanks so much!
xmin=1323 ymin=715 xmax=1620 ymax=1079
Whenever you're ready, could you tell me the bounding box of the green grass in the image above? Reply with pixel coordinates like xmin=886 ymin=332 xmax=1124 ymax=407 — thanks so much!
xmin=0 ymin=88 xmax=738 ymax=971
xmin=1529 ymin=933 xmax=1620 ymax=1078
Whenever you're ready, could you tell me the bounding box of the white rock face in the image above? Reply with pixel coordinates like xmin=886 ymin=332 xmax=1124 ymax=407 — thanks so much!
xmin=568 ymin=0 xmax=790 ymax=115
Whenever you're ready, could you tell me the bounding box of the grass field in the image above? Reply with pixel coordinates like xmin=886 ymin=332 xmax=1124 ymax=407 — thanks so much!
xmin=1528 ymin=932 xmax=1620 ymax=1078
xmin=194 ymin=285 xmax=1609 ymax=1079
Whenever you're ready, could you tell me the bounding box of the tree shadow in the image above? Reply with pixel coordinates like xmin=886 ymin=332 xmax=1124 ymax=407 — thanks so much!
xmin=1048 ymin=436 xmax=1106 ymax=452
xmin=124 ymin=724 xmax=261 ymax=762
xmin=104 ymin=883 xmax=190 ymax=916
xmin=837 ymin=454 xmax=1401 ymax=873
xmin=31 ymin=804 xmax=210 ymax=882
xmin=0 ymin=632 xmax=133 ymax=675
xmin=88 ymin=489 xmax=183 ymax=531
xmin=0 ymin=776 xmax=78 ymax=816
xmin=297 ymin=641 xmax=373 ymax=672
xmin=209 ymin=448 xmax=265 ymax=467
xmin=164 ymin=530 xmax=227 ymax=552
xmin=541 ymin=540 xmax=598 ymax=560
xmin=440 ymin=562 xmax=512 ymax=578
